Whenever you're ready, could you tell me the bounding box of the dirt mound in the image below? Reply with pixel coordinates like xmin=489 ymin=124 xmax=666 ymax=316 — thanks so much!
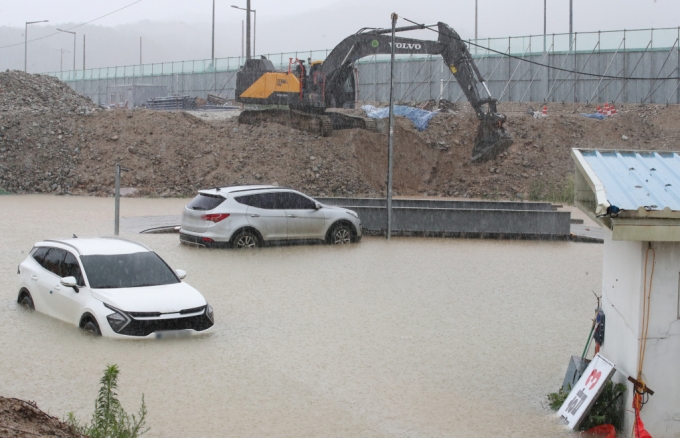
xmin=0 ymin=397 xmax=82 ymax=437
xmin=1 ymin=73 xmax=680 ymax=200
xmin=0 ymin=70 xmax=97 ymax=115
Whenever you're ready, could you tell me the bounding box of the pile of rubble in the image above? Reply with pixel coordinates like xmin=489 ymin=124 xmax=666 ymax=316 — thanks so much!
xmin=1 ymin=72 xmax=680 ymax=200
xmin=0 ymin=396 xmax=82 ymax=437
xmin=0 ymin=70 xmax=98 ymax=115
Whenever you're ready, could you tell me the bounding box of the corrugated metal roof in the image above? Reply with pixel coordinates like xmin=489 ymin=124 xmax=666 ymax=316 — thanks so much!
xmin=577 ymin=149 xmax=680 ymax=217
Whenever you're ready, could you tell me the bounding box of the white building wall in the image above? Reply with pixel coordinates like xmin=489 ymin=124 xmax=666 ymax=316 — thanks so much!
xmin=600 ymin=229 xmax=680 ymax=437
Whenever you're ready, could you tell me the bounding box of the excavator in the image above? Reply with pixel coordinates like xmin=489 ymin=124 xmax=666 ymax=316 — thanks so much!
xmin=235 ymin=22 xmax=512 ymax=162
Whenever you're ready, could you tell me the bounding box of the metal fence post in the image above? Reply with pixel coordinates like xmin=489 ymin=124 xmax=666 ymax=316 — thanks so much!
xmin=623 ymin=30 xmax=628 ymax=103
xmin=386 ymin=13 xmax=397 ymax=240
xmin=114 ymin=165 xmax=121 ymax=235
xmin=573 ymin=33 xmax=578 ymax=102
xmin=507 ymin=36 xmax=511 ymax=101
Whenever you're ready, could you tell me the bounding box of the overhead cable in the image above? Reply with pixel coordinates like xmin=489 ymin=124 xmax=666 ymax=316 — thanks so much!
xmin=0 ymin=0 xmax=144 ymax=50
xmin=402 ymin=16 xmax=680 ymax=81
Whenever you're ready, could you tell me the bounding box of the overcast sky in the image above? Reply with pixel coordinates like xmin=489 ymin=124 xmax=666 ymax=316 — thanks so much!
xmin=1 ymin=0 xmax=678 ymax=72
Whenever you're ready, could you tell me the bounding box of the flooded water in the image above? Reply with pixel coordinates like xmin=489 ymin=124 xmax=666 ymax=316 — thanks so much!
xmin=0 ymin=195 xmax=602 ymax=437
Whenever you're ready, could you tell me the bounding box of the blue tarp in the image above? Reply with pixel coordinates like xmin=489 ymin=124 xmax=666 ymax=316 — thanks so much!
xmin=362 ymin=105 xmax=438 ymax=131
xmin=580 ymin=113 xmax=606 ymax=120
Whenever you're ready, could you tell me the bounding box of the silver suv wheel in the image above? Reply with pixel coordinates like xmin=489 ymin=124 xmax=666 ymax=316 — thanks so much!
xmin=331 ymin=225 xmax=352 ymax=244
xmin=233 ymin=230 xmax=259 ymax=249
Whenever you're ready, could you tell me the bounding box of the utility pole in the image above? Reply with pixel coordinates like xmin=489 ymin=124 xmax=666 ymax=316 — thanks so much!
xmin=569 ymin=0 xmax=573 ymax=50
xmin=83 ymin=34 xmax=86 ymax=70
xmin=386 ymin=12 xmax=397 ymax=240
xmin=241 ymin=20 xmax=244 ymax=57
xmin=543 ymin=0 xmax=547 ymax=53
xmin=246 ymin=0 xmax=251 ymax=59
xmin=212 ymin=0 xmax=216 ymax=65
xmin=140 ymin=37 xmax=142 ymax=66
xmin=232 ymin=3 xmax=254 ymax=59
xmin=25 ymin=20 xmax=48 ymax=72
xmin=475 ymin=0 xmax=478 ymax=55
xmin=58 ymin=49 xmax=69 ymax=73
xmin=57 ymin=29 xmax=76 ymax=72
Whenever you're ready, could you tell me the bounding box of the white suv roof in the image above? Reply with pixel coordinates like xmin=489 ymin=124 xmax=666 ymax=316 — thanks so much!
xmin=36 ymin=238 xmax=151 ymax=256
xmin=198 ymin=185 xmax=284 ymax=197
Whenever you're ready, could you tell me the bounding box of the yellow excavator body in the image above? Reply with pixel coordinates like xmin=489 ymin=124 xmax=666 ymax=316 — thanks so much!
xmin=240 ymin=72 xmax=301 ymax=99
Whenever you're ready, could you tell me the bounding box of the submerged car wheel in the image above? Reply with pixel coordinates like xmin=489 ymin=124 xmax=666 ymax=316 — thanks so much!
xmin=329 ymin=223 xmax=352 ymax=245
xmin=18 ymin=291 xmax=35 ymax=310
xmin=233 ymin=230 xmax=260 ymax=249
xmin=81 ymin=317 xmax=102 ymax=336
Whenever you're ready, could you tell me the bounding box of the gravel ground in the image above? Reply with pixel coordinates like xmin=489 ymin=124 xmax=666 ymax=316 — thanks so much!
xmin=1 ymin=71 xmax=679 ymax=200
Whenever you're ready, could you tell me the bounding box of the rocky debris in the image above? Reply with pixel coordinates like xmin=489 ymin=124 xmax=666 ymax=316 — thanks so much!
xmin=0 ymin=396 xmax=83 ymax=437
xmin=406 ymin=99 xmax=458 ymax=112
xmin=0 ymin=70 xmax=98 ymax=115
xmin=1 ymin=72 xmax=679 ymax=199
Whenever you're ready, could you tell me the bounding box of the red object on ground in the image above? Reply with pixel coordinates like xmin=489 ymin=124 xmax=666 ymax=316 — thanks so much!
xmin=633 ymin=394 xmax=653 ymax=438
xmin=611 ymin=104 xmax=617 ymax=115
xmin=597 ymin=105 xmax=603 ymax=114
xmin=542 ymin=104 xmax=548 ymax=116
xmin=585 ymin=424 xmax=616 ymax=438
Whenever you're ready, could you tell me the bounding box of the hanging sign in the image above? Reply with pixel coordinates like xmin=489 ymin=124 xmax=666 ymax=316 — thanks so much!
xmin=557 ymin=353 xmax=616 ymax=429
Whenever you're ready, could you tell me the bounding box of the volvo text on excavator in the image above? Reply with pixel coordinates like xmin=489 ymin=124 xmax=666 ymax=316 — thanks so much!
xmin=235 ymin=22 xmax=513 ymax=162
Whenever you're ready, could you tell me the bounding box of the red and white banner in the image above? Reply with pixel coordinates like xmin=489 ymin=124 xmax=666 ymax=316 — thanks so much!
xmin=557 ymin=354 xmax=616 ymax=429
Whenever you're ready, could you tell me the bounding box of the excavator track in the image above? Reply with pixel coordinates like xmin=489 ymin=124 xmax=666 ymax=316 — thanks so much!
xmin=238 ymin=109 xmax=379 ymax=136
xmin=238 ymin=109 xmax=334 ymax=137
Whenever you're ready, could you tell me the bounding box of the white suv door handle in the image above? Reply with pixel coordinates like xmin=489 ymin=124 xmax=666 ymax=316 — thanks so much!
xmin=54 ymin=284 xmax=61 ymax=291
xmin=288 ymin=214 xmax=297 ymax=218
xmin=250 ymin=214 xmax=260 ymax=218
xmin=31 ymin=275 xmax=38 ymax=281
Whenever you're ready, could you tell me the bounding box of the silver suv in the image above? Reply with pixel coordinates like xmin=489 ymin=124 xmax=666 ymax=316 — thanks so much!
xmin=179 ymin=186 xmax=362 ymax=248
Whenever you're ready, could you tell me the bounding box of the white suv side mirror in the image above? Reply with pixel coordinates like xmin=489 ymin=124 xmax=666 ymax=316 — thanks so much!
xmin=61 ymin=276 xmax=79 ymax=293
xmin=315 ymin=202 xmax=322 ymax=210
xmin=61 ymin=276 xmax=78 ymax=287
xmin=176 ymin=269 xmax=187 ymax=280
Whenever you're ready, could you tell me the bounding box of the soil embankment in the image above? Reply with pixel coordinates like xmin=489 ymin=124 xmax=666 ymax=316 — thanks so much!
xmin=1 ymin=70 xmax=679 ymax=199
xmin=0 ymin=397 xmax=81 ymax=437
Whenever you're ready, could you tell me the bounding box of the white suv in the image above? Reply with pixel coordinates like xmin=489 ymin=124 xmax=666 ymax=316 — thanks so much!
xmin=179 ymin=186 xmax=362 ymax=248
xmin=16 ymin=237 xmax=214 ymax=338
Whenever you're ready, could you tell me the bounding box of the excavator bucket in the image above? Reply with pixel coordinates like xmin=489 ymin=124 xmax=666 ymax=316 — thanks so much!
xmin=471 ymin=114 xmax=514 ymax=163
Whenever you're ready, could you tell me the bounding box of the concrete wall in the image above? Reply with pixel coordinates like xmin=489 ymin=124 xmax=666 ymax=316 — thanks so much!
xmin=317 ymin=197 xmax=554 ymax=211
xmin=316 ymin=198 xmax=570 ymax=239
xmin=61 ymin=48 xmax=680 ymax=106
xmin=600 ymin=228 xmax=680 ymax=437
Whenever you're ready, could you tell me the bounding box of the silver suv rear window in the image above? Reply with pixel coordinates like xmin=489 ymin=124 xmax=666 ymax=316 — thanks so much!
xmin=187 ymin=193 xmax=225 ymax=211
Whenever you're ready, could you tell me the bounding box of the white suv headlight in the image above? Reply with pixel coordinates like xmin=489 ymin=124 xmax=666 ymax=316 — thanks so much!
xmin=205 ymin=303 xmax=214 ymax=323
xmin=346 ymin=210 xmax=359 ymax=219
xmin=104 ymin=303 xmax=131 ymax=333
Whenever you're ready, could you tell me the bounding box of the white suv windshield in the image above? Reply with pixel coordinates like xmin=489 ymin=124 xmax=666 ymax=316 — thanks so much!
xmin=80 ymin=252 xmax=179 ymax=289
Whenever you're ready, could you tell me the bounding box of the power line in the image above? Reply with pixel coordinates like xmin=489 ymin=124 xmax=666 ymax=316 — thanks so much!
xmin=402 ymin=16 xmax=680 ymax=81
xmin=0 ymin=0 xmax=144 ymax=50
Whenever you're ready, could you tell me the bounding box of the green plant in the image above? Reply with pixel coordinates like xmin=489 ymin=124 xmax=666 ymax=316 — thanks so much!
xmin=547 ymin=380 xmax=626 ymax=431
xmin=527 ymin=176 xmax=574 ymax=204
xmin=547 ymin=386 xmax=569 ymax=410
xmin=0 ymin=188 xmax=10 ymax=195
xmin=528 ymin=180 xmax=544 ymax=201
xmin=67 ymin=364 xmax=149 ymax=438
xmin=545 ymin=176 xmax=574 ymax=205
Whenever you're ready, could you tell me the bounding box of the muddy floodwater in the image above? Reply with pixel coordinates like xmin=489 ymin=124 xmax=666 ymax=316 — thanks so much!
xmin=0 ymin=195 xmax=602 ymax=437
